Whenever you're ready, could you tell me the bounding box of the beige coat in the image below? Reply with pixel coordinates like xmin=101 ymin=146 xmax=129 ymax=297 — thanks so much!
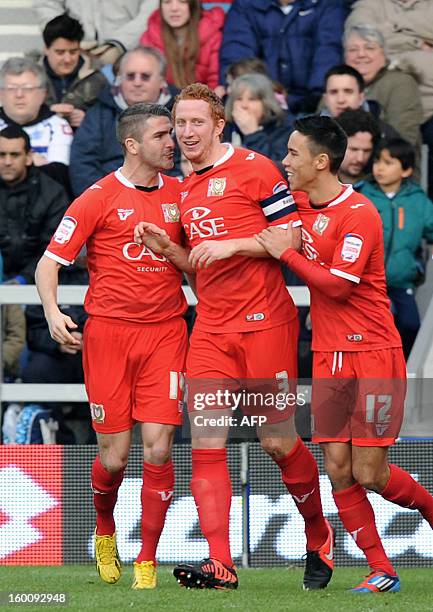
xmin=346 ymin=0 xmax=433 ymax=120
xmin=33 ymin=0 xmax=159 ymax=50
xmin=2 ymin=305 xmax=25 ymax=379
xmin=364 ymin=66 xmax=423 ymax=148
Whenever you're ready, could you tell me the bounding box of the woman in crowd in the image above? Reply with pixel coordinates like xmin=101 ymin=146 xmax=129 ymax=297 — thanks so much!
xmin=140 ymin=0 xmax=225 ymax=90
xmin=225 ymin=72 xmax=294 ymax=164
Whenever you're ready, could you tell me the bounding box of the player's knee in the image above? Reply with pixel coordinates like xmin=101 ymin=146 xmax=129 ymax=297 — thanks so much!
xmin=100 ymin=453 xmax=128 ymax=474
xmin=144 ymin=444 xmax=171 ymax=465
xmin=353 ymin=464 xmax=388 ymax=492
xmin=260 ymin=438 xmax=286 ymax=461
xmin=324 ymin=456 xmax=353 ymax=489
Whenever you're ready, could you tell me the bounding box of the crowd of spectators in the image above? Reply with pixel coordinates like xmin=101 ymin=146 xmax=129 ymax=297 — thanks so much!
xmin=1 ymin=0 xmax=433 ymax=443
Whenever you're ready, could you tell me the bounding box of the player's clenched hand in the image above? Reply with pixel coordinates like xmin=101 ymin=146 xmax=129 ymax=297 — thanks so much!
xmin=46 ymin=310 xmax=80 ymax=347
xmin=255 ymin=222 xmax=299 ymax=259
xmin=133 ymin=222 xmax=170 ymax=253
xmin=59 ymin=331 xmax=83 ymax=355
xmin=189 ymin=240 xmax=237 ymax=269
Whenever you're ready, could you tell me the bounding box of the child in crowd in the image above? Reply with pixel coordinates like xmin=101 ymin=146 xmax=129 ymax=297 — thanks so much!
xmin=359 ymin=138 xmax=433 ymax=358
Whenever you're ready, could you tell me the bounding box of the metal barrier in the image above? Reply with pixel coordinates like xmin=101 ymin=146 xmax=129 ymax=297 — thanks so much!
xmin=0 ymin=284 xmax=310 ymax=404
xmin=3 ymin=284 xmax=432 ymax=436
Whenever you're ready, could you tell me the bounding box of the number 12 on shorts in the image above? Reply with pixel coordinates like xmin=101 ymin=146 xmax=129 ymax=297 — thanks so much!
xmin=365 ymin=394 xmax=392 ymax=436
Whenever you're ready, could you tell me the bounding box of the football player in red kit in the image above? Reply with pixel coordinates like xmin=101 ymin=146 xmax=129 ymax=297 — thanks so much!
xmin=36 ymin=103 xmax=192 ymax=590
xmin=135 ymin=84 xmax=334 ymax=591
xmin=257 ymin=115 xmax=433 ymax=594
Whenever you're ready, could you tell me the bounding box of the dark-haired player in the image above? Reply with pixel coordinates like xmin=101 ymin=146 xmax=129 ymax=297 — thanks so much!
xmin=36 ymin=103 xmax=190 ymax=590
xmin=257 ymin=115 xmax=433 ymax=594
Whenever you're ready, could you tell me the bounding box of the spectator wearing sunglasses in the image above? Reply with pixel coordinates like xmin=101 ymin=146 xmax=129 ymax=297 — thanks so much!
xmin=69 ymin=46 xmax=178 ymax=196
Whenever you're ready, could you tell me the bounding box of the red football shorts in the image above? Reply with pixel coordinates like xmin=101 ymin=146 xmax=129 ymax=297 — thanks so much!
xmin=186 ymin=320 xmax=299 ymax=425
xmin=311 ymin=347 xmax=406 ymax=446
xmin=83 ymin=316 xmax=188 ymax=434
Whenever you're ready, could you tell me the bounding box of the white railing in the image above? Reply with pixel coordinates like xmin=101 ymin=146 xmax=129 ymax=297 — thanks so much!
xmin=0 ymin=285 xmax=310 ymax=403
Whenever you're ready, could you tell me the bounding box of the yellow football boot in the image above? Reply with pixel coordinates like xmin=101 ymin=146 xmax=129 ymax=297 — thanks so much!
xmin=94 ymin=530 xmax=121 ymax=584
xmin=132 ymin=561 xmax=157 ymax=589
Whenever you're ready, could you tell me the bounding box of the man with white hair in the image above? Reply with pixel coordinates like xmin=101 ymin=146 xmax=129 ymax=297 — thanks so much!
xmin=0 ymin=57 xmax=73 ymax=168
xmin=344 ymin=24 xmax=423 ymax=148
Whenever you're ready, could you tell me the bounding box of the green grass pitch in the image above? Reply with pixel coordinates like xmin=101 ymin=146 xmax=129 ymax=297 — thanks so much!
xmin=0 ymin=566 xmax=432 ymax=611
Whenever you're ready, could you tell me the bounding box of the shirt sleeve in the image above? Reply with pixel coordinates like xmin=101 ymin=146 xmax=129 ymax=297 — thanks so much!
xmin=44 ymin=190 xmax=104 ymax=265
xmin=329 ymin=204 xmax=380 ymax=284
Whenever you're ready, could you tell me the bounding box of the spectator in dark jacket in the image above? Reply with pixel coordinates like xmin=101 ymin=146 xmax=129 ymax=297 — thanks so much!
xmin=41 ymin=13 xmax=107 ymax=129
xmin=219 ymin=0 xmax=345 ymax=115
xmin=320 ymin=64 xmax=401 ymax=141
xmin=334 ymin=107 xmax=381 ymax=185
xmin=69 ymin=46 xmax=178 ymax=196
xmin=224 ymin=72 xmax=294 ymax=165
xmin=23 ymin=262 xmax=88 ymax=386
xmin=0 ymin=125 xmax=69 ymax=284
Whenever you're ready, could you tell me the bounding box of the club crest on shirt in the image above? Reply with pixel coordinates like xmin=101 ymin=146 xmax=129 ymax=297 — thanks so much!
xmin=161 ymin=203 xmax=180 ymax=223
xmin=90 ymin=403 xmax=105 ymax=423
xmin=312 ymin=213 xmax=330 ymax=235
xmin=207 ymin=177 xmax=226 ymax=197
xmin=117 ymin=208 xmax=134 ymax=221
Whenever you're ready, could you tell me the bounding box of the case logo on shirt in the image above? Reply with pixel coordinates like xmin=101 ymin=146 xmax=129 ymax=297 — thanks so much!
xmin=161 ymin=202 xmax=180 ymax=223
xmin=301 ymin=228 xmax=320 ymax=261
xmin=183 ymin=207 xmax=228 ymax=240
xmin=117 ymin=208 xmax=134 ymax=221
xmin=53 ymin=216 xmax=77 ymax=244
xmin=123 ymin=242 xmax=168 ymax=262
xmin=341 ymin=233 xmax=363 ymax=262
xmin=312 ymin=213 xmax=330 ymax=236
xmin=207 ymin=177 xmax=226 ymax=197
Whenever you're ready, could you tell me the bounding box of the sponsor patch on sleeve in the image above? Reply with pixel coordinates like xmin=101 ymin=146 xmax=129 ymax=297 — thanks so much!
xmin=341 ymin=233 xmax=363 ymax=262
xmin=53 ymin=216 xmax=77 ymax=244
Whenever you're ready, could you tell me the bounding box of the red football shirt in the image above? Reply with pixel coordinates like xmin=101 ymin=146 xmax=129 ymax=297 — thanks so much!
xmin=45 ymin=170 xmax=187 ymax=323
xmin=293 ymin=184 xmax=402 ymax=352
xmin=180 ymin=144 xmax=300 ymax=332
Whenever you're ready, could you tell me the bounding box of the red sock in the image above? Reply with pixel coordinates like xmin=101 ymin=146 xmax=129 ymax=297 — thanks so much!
xmin=276 ymin=438 xmax=328 ymax=550
xmin=333 ymin=482 xmax=396 ymax=575
xmin=190 ymin=448 xmax=233 ymax=567
xmin=381 ymin=464 xmax=433 ymax=527
xmin=91 ymin=455 xmax=124 ymax=536
xmin=136 ymin=460 xmax=175 ymax=563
